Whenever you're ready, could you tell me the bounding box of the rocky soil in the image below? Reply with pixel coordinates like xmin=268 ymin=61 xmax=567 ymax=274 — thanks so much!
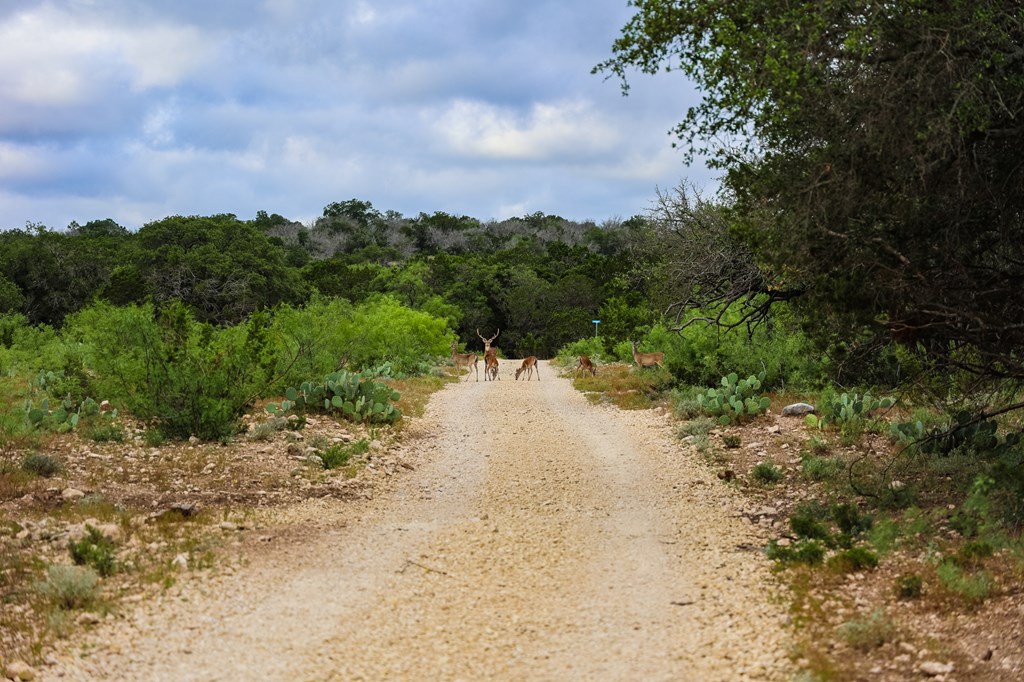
xmin=34 ymin=360 xmax=791 ymax=681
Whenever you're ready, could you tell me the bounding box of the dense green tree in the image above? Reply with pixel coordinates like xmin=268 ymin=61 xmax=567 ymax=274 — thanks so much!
xmin=597 ymin=0 xmax=1024 ymax=377
xmin=67 ymin=218 xmax=129 ymax=238
xmin=0 ymin=226 xmax=124 ymax=326
xmin=133 ymin=215 xmax=304 ymax=324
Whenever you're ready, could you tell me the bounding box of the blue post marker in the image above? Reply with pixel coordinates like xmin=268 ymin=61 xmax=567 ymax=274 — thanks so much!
xmin=592 ymin=319 xmax=601 ymax=337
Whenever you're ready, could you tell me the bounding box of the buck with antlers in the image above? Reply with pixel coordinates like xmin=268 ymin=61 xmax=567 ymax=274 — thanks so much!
xmin=477 ymin=328 xmax=500 ymax=380
xmin=477 ymin=328 xmax=500 ymax=355
xmin=515 ymin=356 xmax=539 ymax=381
xmin=450 ymin=341 xmax=479 ymax=381
xmin=574 ymin=355 xmax=596 ymax=376
xmin=631 ymin=341 xmax=664 ymax=370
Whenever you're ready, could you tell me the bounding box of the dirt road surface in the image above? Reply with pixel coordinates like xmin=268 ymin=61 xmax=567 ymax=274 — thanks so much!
xmin=42 ymin=360 xmax=791 ymax=681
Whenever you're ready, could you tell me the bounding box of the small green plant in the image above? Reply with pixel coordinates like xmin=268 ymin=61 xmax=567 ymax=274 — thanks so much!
xmin=801 ymin=455 xmax=843 ymax=482
xmin=935 ymin=560 xmax=992 ymax=604
xmin=868 ymin=518 xmax=902 ymax=554
xmin=832 ymin=502 xmax=873 ymax=537
xmin=895 ymin=574 xmax=923 ymax=599
xmin=827 ymin=547 xmax=879 ymax=574
xmin=766 ymin=539 xmax=826 ymax=565
xmin=837 ymin=609 xmax=896 ymax=651
xmin=21 ymin=452 xmax=61 ymax=478
xmin=36 ymin=564 xmax=101 ymax=609
xmin=143 ymin=428 xmax=166 ymax=447
xmin=721 ymin=434 xmax=742 ymax=449
xmin=319 ymin=439 xmax=370 ymax=470
xmin=68 ymin=525 xmax=117 ymax=577
xmin=249 ymin=418 xmax=287 ymax=442
xmin=696 ymin=372 xmax=771 ymax=425
xmin=790 ymin=508 xmax=832 ymax=541
xmin=807 ymin=435 xmax=830 ymax=454
xmin=85 ymin=422 xmax=125 ymax=443
xmin=676 ymin=417 xmax=716 ymax=440
xmin=752 ymin=461 xmax=784 ymax=484
xmin=953 ymin=540 xmax=994 ymax=569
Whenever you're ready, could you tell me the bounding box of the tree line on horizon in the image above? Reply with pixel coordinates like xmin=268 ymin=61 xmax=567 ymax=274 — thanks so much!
xmin=0 ymin=202 xmax=661 ymax=359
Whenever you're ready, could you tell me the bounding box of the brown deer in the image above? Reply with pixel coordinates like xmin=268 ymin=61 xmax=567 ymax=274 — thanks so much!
xmin=450 ymin=341 xmax=479 ymax=381
xmin=484 ymin=352 xmax=500 ymax=381
xmin=574 ymin=355 xmax=596 ymax=376
xmin=515 ymin=356 xmax=539 ymax=381
xmin=630 ymin=341 xmax=664 ymax=370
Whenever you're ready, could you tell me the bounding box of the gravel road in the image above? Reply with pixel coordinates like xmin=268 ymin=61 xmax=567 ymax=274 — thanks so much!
xmin=43 ymin=360 xmax=791 ymax=681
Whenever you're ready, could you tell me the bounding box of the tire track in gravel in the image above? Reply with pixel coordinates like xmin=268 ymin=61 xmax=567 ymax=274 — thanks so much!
xmin=42 ymin=360 xmax=790 ymax=681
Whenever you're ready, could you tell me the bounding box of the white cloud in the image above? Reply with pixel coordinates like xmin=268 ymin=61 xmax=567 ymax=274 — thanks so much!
xmin=141 ymin=103 xmax=178 ymax=147
xmin=0 ymin=5 xmax=216 ymax=109
xmin=0 ymin=141 xmax=55 ymax=180
xmin=432 ymin=98 xmax=620 ymax=161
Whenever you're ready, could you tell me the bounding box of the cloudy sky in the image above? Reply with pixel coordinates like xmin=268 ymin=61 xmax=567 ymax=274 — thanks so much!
xmin=0 ymin=0 xmax=712 ymax=231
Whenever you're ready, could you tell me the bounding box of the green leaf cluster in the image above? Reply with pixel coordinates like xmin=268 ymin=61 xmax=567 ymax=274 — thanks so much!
xmin=805 ymin=392 xmax=894 ymax=429
xmin=696 ymin=372 xmax=771 ymax=425
xmin=267 ymin=370 xmax=402 ymax=425
xmin=23 ymin=395 xmax=114 ymax=433
xmin=68 ymin=525 xmax=118 ymax=577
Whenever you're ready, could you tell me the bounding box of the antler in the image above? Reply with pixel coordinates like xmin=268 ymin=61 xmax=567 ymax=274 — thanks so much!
xmin=476 ymin=328 xmax=500 ymax=343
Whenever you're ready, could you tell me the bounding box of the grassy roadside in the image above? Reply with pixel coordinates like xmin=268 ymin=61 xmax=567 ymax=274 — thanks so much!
xmin=559 ymin=358 xmax=1024 ymax=681
xmin=0 ymin=371 xmax=455 ymax=674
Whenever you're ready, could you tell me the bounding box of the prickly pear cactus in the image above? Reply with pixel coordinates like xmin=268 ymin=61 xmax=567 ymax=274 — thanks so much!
xmin=266 ymin=370 xmax=402 ymax=424
xmin=696 ymin=372 xmax=771 ymax=425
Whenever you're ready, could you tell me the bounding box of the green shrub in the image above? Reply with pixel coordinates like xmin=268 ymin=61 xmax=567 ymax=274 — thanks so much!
xmin=832 ymin=502 xmax=873 ymax=537
xmin=766 ymin=539 xmax=826 ymax=565
xmin=320 ymin=439 xmax=370 ymax=469
xmin=751 ymin=461 xmax=784 ymax=484
xmin=644 ymin=306 xmax=819 ymax=390
xmin=953 ymin=541 xmax=994 ymax=569
xmin=669 ymin=385 xmax=707 ymax=419
xmin=270 ymin=295 xmax=450 ymax=384
xmin=556 ymin=337 xmax=612 ymax=366
xmin=722 ymin=434 xmax=742 ymax=449
xmin=790 ymin=509 xmax=832 ymax=541
xmin=65 ymin=301 xmax=275 ymax=440
xmin=68 ymin=525 xmax=117 ymax=577
xmin=85 ymin=422 xmax=124 ymax=443
xmin=837 ymin=609 xmax=896 ymax=651
xmin=801 ymin=455 xmax=843 ymax=482
xmin=827 ymin=547 xmax=879 ymax=574
xmin=936 ymin=560 xmax=992 ymax=604
xmin=21 ymin=452 xmax=60 ymax=478
xmin=248 ymin=419 xmax=286 ymax=442
xmin=868 ymin=518 xmax=902 ymax=555
xmin=895 ymin=574 xmax=923 ymax=599
xmin=143 ymin=428 xmax=166 ymax=447
xmin=676 ymin=417 xmax=716 ymax=440
xmin=37 ymin=564 xmax=100 ymax=609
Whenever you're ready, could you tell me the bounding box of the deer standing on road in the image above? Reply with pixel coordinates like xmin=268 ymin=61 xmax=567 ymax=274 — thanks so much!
xmin=515 ymin=356 xmax=539 ymax=381
xmin=484 ymin=353 xmax=500 ymax=381
xmin=478 ymin=329 xmax=500 ymax=380
xmin=450 ymin=342 xmax=479 ymax=381
xmin=630 ymin=341 xmax=664 ymax=370
xmin=575 ymin=355 xmax=596 ymax=376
